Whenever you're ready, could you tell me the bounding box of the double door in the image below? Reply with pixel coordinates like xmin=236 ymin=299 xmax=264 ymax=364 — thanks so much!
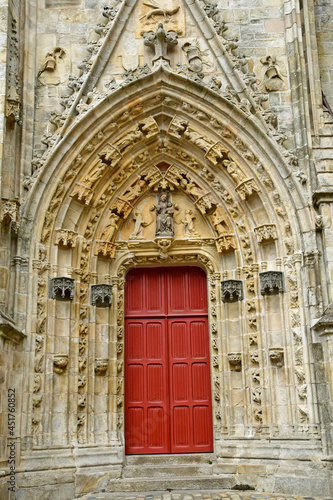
xmin=124 ymin=267 xmax=213 ymax=454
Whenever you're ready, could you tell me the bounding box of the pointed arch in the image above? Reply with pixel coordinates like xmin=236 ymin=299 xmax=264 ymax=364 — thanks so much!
xmin=23 ymin=65 xmax=313 ymax=258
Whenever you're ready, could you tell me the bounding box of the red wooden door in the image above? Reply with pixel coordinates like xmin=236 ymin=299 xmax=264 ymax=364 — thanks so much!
xmin=125 ymin=267 xmax=213 ymax=454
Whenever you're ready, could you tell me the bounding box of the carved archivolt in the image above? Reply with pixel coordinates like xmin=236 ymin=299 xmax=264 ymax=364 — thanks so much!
xmin=24 ymin=69 xmax=316 ymax=445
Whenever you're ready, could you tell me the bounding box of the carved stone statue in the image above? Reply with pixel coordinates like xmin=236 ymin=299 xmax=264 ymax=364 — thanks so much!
xmin=116 ymin=126 xmax=143 ymax=153
xmin=181 ymin=209 xmax=199 ymax=237
xmin=182 ymin=41 xmax=203 ymax=73
xmin=100 ymin=213 xmax=119 ymax=241
xmin=154 ymin=192 xmax=175 ymax=237
xmin=121 ymin=179 xmax=146 ymax=202
xmin=129 ymin=208 xmax=150 ymax=240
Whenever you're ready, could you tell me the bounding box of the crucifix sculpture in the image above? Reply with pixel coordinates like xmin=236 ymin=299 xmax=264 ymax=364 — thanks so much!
xmin=143 ymin=23 xmax=178 ymax=65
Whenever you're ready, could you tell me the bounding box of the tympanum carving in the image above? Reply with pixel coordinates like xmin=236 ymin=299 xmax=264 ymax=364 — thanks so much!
xmin=153 ymin=191 xmax=176 ymax=237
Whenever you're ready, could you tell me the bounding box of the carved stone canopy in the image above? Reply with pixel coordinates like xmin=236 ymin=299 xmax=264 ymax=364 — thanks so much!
xmin=91 ymin=284 xmax=113 ymax=307
xmin=221 ymin=280 xmax=243 ymax=302
xmin=259 ymin=271 xmax=283 ymax=295
xmin=313 ymin=303 xmax=333 ymax=337
xmin=49 ymin=277 xmax=75 ymax=300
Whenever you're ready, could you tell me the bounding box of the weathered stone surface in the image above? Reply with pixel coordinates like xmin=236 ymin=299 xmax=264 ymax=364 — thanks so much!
xmin=1 ymin=0 xmax=333 ymax=499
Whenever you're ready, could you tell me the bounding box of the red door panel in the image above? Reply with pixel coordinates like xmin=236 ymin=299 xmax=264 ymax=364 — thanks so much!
xmin=145 ymin=270 xmax=166 ymax=315
xmin=125 ymin=318 xmax=169 ymax=454
xmin=168 ymin=317 xmax=213 ymax=453
xmin=168 ymin=270 xmax=187 ymax=314
xmin=125 ymin=267 xmax=213 ymax=454
xmin=188 ymin=269 xmax=208 ymax=312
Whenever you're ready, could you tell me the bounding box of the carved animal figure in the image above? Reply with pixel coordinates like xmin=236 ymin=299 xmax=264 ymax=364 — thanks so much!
xmin=140 ymin=1 xmax=180 ymax=22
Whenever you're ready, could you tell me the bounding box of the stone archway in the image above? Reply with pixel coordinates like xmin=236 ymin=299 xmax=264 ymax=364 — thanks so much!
xmin=17 ymin=66 xmax=324 ymax=495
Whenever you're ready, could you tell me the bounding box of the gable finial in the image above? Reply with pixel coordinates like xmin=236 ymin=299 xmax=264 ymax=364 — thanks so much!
xmin=143 ymin=23 xmax=178 ymax=66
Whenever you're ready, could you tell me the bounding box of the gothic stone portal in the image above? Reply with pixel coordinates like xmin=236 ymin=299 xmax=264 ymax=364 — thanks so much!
xmin=124 ymin=267 xmax=214 ymax=454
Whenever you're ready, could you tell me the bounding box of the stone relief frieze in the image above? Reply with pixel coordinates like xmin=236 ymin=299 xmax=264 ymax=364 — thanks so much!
xmin=138 ymin=0 xmax=183 ymax=35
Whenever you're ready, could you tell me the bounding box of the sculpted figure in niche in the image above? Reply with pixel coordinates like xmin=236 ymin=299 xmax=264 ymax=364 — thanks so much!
xmin=116 ymin=127 xmax=143 ymax=153
xmin=223 ymin=159 xmax=245 ymax=184
xmin=100 ymin=213 xmax=120 ymax=241
xmin=182 ymin=209 xmax=199 ymax=237
xmin=154 ymin=192 xmax=175 ymax=237
xmin=129 ymin=208 xmax=151 ymax=240
xmin=211 ymin=207 xmax=229 ymax=236
xmin=182 ymin=41 xmax=203 ymax=73
xmin=121 ymin=180 xmax=146 ymax=202
xmin=184 ymin=128 xmax=213 ymax=152
xmin=180 ymin=176 xmax=204 ymax=198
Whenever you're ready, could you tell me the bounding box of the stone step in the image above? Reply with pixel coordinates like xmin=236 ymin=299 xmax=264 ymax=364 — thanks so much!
xmin=109 ymin=475 xmax=235 ymax=492
xmin=125 ymin=453 xmax=214 ymax=466
xmin=122 ymin=464 xmax=213 ymax=478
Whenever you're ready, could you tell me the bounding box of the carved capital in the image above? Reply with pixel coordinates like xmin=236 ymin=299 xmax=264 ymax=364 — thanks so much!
xmin=91 ymin=284 xmax=113 ymax=306
xmin=49 ymin=277 xmax=75 ymax=300
xmin=221 ymin=280 xmax=243 ymax=302
xmin=259 ymin=271 xmax=283 ymax=295
xmin=313 ymin=303 xmax=333 ymax=337
xmin=98 ymin=143 xmax=122 ymax=166
xmin=71 ymin=183 xmax=93 ymax=205
xmin=167 ymin=116 xmax=188 ymax=138
xmin=0 ymin=310 xmax=26 ymax=343
xmin=195 ymin=193 xmax=217 ymax=215
xmin=111 ymin=198 xmax=133 ymax=219
xmin=140 ymin=116 xmax=159 ymax=138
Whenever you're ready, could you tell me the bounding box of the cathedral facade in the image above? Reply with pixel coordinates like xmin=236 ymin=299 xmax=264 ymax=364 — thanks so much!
xmin=1 ymin=0 xmax=333 ymax=498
